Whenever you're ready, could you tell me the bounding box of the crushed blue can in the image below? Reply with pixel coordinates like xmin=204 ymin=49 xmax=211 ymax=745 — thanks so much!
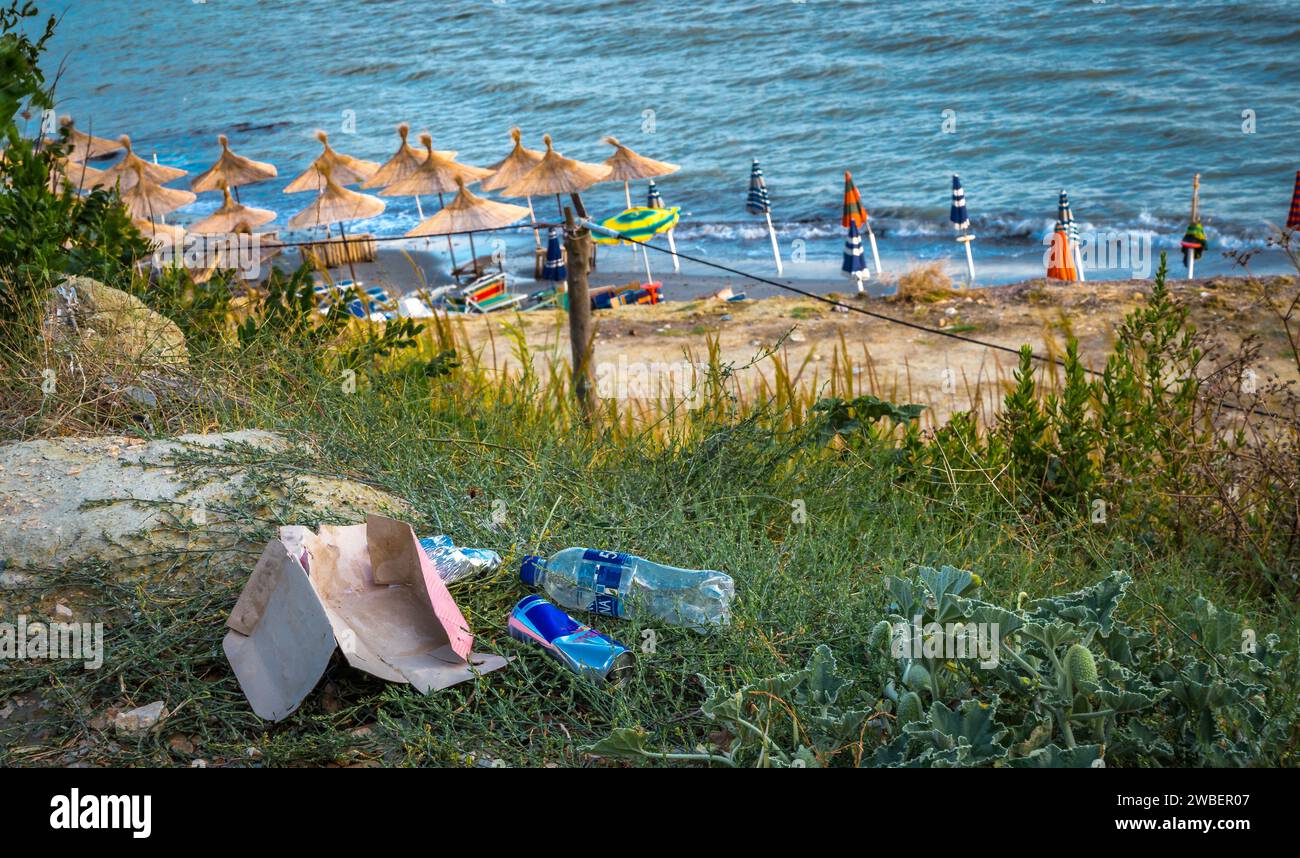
xmin=508 ymin=595 xmax=634 ymax=683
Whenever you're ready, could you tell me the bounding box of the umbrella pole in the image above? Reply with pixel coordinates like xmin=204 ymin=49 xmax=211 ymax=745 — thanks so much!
xmin=960 ymin=234 xmax=976 ymax=286
xmin=438 ymin=193 xmax=459 ymax=275
xmin=866 ymin=224 xmax=882 ymax=276
xmin=527 ymin=196 xmax=541 ymax=249
xmin=338 ymin=221 xmax=359 ymax=284
xmin=1074 ymin=242 xmax=1086 ymax=282
xmin=764 ymin=211 xmax=783 ymax=276
xmin=416 ymin=195 xmax=425 ymax=220
xmin=624 ymin=180 xmax=649 ymax=280
xmin=469 ymin=232 xmax=478 ymax=270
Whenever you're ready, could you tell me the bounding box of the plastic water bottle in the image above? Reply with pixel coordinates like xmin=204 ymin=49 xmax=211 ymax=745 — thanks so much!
xmin=519 ymin=548 xmax=734 ymax=631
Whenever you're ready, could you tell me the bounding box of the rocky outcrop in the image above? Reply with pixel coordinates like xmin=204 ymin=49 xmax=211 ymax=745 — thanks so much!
xmin=0 ymin=431 xmax=411 ymax=590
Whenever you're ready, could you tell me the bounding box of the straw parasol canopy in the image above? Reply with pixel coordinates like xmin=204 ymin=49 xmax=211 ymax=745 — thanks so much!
xmin=54 ymin=116 xmax=123 ymax=162
xmin=600 ymin=136 xmax=679 ymax=183
xmin=190 ymin=135 xmax=278 ymax=193
xmin=405 ymin=176 xmax=530 ymax=238
xmin=119 ymin=161 xmax=197 ymax=220
xmin=499 ymin=134 xmax=610 ymax=198
xmin=382 ymin=133 xmax=492 ymax=197
xmin=89 ymin=135 xmax=187 ymax=191
xmin=132 ymin=216 xmax=185 ymax=247
xmin=287 ymin=167 xmax=385 ymax=230
xmin=361 ymin=123 xmax=455 ymax=190
xmin=479 ymin=127 xmax=543 ymax=192
xmin=48 ymin=156 xmax=108 ymax=193
xmin=284 ymin=131 xmax=379 ymax=192
xmin=190 ymin=183 xmax=277 ymax=234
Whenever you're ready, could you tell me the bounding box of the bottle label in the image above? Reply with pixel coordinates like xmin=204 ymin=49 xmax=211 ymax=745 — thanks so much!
xmin=579 ymin=550 xmax=629 ymax=617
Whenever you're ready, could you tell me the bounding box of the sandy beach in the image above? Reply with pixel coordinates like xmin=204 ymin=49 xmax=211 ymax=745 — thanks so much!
xmin=374 ymin=258 xmax=1297 ymax=425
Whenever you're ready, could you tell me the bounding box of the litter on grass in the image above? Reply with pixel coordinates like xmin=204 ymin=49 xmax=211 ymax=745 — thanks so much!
xmin=225 ymin=513 xmax=509 ymax=721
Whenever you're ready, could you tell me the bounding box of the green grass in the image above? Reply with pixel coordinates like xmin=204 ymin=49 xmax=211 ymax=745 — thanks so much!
xmin=2 ymin=336 xmax=1294 ymax=767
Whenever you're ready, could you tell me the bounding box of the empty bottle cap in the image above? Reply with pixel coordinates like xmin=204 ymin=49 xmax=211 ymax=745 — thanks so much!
xmin=520 ymin=555 xmax=544 ymax=586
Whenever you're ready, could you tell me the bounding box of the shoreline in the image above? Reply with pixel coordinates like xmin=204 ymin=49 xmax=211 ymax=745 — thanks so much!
xmin=287 ymin=244 xmax=1293 ymax=304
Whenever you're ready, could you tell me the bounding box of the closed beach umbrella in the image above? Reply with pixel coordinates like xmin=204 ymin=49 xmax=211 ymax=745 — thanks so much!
xmin=1060 ymin=189 xmax=1085 ymax=281
xmin=950 ymin=174 xmax=975 ymax=285
xmin=602 ymin=136 xmax=679 ymax=279
xmin=747 ymin=158 xmax=783 ymax=276
xmin=842 ymin=219 xmax=867 ymax=293
xmin=384 ymin=133 xmax=492 ymax=271
xmin=1286 ymin=170 xmax=1299 ymax=230
xmin=190 ymin=134 xmax=278 ymax=199
xmin=53 ymin=116 xmax=122 ymax=162
xmin=289 ymin=167 xmax=385 ymax=282
xmin=646 ymin=180 xmax=680 ymax=272
xmin=284 ymin=131 xmax=379 ymax=193
xmin=190 ymin=183 xmax=277 ymax=234
xmin=593 ymin=206 xmax=680 ymax=285
xmin=405 ymin=175 xmax=529 ymax=266
xmin=1045 ymin=192 xmax=1078 ymax=282
xmin=500 ymin=134 xmax=611 ymax=217
xmin=843 ymin=171 xmax=881 ymax=276
xmin=542 ymin=227 xmax=566 ymax=283
xmin=1180 ymin=173 xmax=1206 ymax=279
xmin=481 ymin=127 xmax=544 ymax=247
xmin=119 ymin=161 xmax=196 ymax=221
xmin=90 ymin=135 xmax=187 ymax=191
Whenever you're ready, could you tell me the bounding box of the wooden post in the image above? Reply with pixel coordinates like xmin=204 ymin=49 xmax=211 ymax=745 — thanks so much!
xmin=564 ymin=205 xmax=594 ymax=417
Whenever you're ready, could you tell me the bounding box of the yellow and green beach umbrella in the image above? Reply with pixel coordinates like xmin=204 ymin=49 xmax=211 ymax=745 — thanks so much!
xmin=593 ymin=206 xmax=680 ymax=285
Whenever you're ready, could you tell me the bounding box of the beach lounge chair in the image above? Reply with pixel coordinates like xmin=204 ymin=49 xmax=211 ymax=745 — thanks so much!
xmin=448 ymin=271 xmax=528 ymax=314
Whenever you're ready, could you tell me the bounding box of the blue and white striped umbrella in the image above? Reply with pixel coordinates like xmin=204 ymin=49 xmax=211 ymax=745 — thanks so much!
xmin=542 ymin=227 xmax=566 ymax=282
xmin=842 ymin=219 xmax=866 ymax=277
xmin=647 ymin=180 xmax=664 ymax=209
xmin=746 ymin=159 xmax=771 ymax=215
xmin=950 ymin=174 xmax=970 ymax=230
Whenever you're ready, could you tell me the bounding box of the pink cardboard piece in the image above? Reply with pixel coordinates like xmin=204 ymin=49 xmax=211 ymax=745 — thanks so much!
xmin=225 ymin=514 xmax=509 ymax=714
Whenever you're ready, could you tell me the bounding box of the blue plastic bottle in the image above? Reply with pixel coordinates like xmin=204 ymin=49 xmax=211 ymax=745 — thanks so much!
xmin=519 ymin=548 xmax=734 ymax=631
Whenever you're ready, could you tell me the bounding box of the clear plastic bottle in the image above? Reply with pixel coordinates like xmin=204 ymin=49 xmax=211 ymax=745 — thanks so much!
xmin=519 ymin=548 xmax=734 ymax=631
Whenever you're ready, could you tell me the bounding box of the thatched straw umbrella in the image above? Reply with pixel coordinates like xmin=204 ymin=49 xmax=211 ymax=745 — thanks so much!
xmin=382 ymin=133 xmax=491 ymax=271
xmin=601 ymin=135 xmax=680 ymax=274
xmin=89 ymin=135 xmax=187 ymax=191
xmin=53 ymin=116 xmax=123 ymax=162
xmin=284 ymin=131 xmax=379 ymax=193
xmin=481 ymin=127 xmax=544 ymax=247
xmin=361 ymin=123 xmax=456 ymax=219
xmin=119 ymin=161 xmax=196 ymax=222
xmin=500 ymin=134 xmax=611 ymax=218
xmin=132 ymin=216 xmax=185 ymax=247
xmin=47 ymin=156 xmax=108 ymax=193
xmin=190 ymin=135 xmax=278 ymax=200
xmin=406 ymin=175 xmax=530 ymax=267
xmin=190 ymin=183 xmax=277 ymax=234
xmin=288 ymin=166 xmax=385 ymax=281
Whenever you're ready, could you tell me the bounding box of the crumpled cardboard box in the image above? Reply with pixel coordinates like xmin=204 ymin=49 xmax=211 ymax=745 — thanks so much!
xmin=224 ymin=514 xmax=509 ymax=721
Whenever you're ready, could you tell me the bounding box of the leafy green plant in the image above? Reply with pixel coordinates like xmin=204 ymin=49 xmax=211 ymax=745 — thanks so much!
xmin=584 ymin=645 xmax=869 ymax=767
xmin=809 ymin=394 xmax=925 ymax=445
xmin=869 ymin=565 xmax=1290 ymax=767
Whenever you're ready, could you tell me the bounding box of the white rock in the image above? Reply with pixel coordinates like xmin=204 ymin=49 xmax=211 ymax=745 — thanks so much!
xmin=115 ymin=701 xmax=166 ymax=734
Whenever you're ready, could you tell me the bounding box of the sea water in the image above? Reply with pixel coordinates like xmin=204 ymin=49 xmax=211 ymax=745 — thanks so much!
xmin=35 ymin=0 xmax=1300 ymax=285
